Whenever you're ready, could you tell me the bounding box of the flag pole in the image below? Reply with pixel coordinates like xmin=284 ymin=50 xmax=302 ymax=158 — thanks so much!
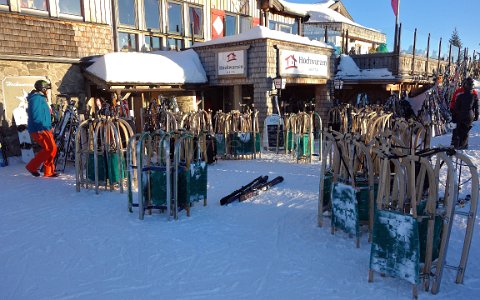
xmin=396 ymin=0 xmax=401 ymax=53
xmin=393 ymin=0 xmax=401 ymax=53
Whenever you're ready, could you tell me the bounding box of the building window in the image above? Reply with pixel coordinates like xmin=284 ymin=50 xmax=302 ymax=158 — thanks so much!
xmin=119 ymin=32 xmax=137 ymax=51
xmin=188 ymin=6 xmax=203 ymax=37
xmin=144 ymin=36 xmax=162 ymax=51
xmin=118 ymin=0 xmax=136 ymax=26
xmin=279 ymin=24 xmax=292 ymax=34
xmin=292 ymin=22 xmax=298 ymax=35
xmin=21 ymin=0 xmax=48 ymax=10
xmin=0 ymin=0 xmax=8 ymax=6
xmin=225 ymin=14 xmax=236 ymax=36
xmin=144 ymin=0 xmax=160 ymax=30
xmin=167 ymin=38 xmax=183 ymax=51
xmin=58 ymin=0 xmax=81 ymax=16
xmin=167 ymin=2 xmax=182 ymax=34
xmin=268 ymin=20 xmax=276 ymax=31
xmin=239 ymin=15 xmax=251 ymax=33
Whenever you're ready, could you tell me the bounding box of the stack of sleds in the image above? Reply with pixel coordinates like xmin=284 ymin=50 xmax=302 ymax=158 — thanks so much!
xmin=213 ymin=107 xmax=261 ymax=160
xmin=75 ymin=116 xmax=134 ymax=194
xmin=318 ymin=104 xmax=478 ymax=298
xmin=283 ymin=109 xmax=323 ymax=163
xmin=127 ymin=104 xmax=211 ymax=220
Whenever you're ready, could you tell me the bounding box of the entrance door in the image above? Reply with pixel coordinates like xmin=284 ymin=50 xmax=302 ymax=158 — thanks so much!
xmin=280 ymin=84 xmax=316 ymax=114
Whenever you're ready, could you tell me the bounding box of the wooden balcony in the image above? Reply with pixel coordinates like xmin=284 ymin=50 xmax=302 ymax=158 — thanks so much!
xmin=348 ymin=52 xmax=451 ymax=84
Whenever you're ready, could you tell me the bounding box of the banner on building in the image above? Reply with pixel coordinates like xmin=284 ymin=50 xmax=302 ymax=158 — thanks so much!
xmin=280 ymin=50 xmax=328 ymax=77
xmin=1 ymin=76 xmax=47 ymax=125
xmin=217 ymin=50 xmax=247 ymax=76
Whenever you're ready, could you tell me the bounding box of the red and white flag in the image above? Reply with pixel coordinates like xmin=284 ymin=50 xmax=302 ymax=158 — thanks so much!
xmin=391 ymin=0 xmax=399 ymax=17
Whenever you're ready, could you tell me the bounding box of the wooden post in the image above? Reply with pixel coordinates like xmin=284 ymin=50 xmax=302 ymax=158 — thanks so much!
xmin=345 ymin=30 xmax=349 ymax=54
xmin=425 ymin=33 xmax=430 ymax=76
xmin=437 ymin=38 xmax=442 ymax=74
xmin=411 ymin=28 xmax=417 ymax=75
xmin=324 ymin=26 xmax=328 ymax=43
xmin=190 ymin=23 xmax=195 ymax=45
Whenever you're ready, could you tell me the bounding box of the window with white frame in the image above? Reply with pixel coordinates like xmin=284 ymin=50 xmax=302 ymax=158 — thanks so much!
xmin=144 ymin=0 xmax=160 ymax=30
xmin=268 ymin=20 xmax=276 ymax=31
xmin=188 ymin=5 xmax=203 ymax=37
xmin=21 ymin=0 xmax=48 ymax=10
xmin=239 ymin=15 xmax=251 ymax=33
xmin=167 ymin=1 xmax=182 ymax=34
xmin=118 ymin=0 xmax=136 ymax=26
xmin=0 ymin=0 xmax=8 ymax=6
xmin=58 ymin=0 xmax=81 ymax=16
xmin=225 ymin=14 xmax=236 ymax=36
xmin=279 ymin=24 xmax=291 ymax=34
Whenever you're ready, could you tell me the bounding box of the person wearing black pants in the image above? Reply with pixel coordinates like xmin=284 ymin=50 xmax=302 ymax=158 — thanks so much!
xmin=451 ymin=77 xmax=478 ymax=149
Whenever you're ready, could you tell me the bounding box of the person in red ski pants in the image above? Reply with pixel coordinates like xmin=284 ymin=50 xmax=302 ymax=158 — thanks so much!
xmin=25 ymin=80 xmax=58 ymax=177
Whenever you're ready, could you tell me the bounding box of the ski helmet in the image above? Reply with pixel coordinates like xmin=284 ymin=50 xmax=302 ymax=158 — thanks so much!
xmin=34 ymin=80 xmax=51 ymax=91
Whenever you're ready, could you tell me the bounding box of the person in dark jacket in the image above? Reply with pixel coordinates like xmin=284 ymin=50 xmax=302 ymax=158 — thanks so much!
xmin=25 ymin=80 xmax=58 ymax=177
xmin=451 ymin=77 xmax=479 ymax=149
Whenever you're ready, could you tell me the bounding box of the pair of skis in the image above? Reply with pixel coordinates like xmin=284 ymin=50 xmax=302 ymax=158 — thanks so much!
xmin=219 ymin=175 xmax=284 ymax=206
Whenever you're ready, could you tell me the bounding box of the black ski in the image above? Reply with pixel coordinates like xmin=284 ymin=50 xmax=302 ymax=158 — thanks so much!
xmin=239 ymin=176 xmax=284 ymax=202
xmin=220 ymin=175 xmax=268 ymax=206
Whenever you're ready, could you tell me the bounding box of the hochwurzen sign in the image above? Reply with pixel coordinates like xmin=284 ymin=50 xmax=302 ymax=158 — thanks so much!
xmin=217 ymin=50 xmax=246 ymax=76
xmin=280 ymin=50 xmax=328 ymax=77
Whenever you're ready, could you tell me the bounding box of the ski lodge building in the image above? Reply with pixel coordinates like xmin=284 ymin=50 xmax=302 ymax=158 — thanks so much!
xmin=0 ymin=0 xmax=449 ymax=148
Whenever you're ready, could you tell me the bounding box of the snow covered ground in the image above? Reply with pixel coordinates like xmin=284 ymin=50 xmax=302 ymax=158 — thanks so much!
xmin=1 ymin=123 xmax=480 ymax=300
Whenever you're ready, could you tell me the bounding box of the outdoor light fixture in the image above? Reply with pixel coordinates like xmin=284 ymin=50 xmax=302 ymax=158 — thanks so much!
xmin=273 ymin=76 xmax=286 ymax=90
xmin=334 ymin=78 xmax=344 ymax=90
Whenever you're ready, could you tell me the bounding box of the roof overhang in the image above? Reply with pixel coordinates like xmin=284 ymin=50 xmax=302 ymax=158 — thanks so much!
xmin=83 ymin=71 xmax=206 ymax=93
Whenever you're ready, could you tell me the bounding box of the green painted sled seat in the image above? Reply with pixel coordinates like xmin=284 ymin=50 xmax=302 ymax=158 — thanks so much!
xmin=87 ymin=152 xmax=125 ymax=184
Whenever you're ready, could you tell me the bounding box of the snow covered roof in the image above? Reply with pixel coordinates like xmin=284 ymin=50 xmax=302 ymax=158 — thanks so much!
xmin=84 ymin=49 xmax=207 ymax=85
xmin=191 ymin=26 xmax=332 ymax=49
xmin=282 ymin=0 xmax=379 ymax=32
xmin=335 ymin=54 xmax=394 ymax=80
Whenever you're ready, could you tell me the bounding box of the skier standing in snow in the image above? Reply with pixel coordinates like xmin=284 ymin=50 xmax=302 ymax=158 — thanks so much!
xmin=451 ymin=77 xmax=479 ymax=149
xmin=25 ymin=80 xmax=58 ymax=177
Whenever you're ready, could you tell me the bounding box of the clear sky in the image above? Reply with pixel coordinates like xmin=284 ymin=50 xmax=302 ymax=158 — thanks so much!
xmin=293 ymin=0 xmax=479 ymax=57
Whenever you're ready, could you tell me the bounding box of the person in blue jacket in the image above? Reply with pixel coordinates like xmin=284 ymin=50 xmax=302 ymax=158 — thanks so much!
xmin=25 ymin=80 xmax=58 ymax=177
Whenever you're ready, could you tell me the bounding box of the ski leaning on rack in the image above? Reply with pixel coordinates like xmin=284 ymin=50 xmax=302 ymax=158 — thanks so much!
xmin=219 ymin=175 xmax=268 ymax=206
xmin=239 ymin=176 xmax=284 ymax=202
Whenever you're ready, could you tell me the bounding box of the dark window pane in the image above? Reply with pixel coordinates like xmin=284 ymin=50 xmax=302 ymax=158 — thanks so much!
xmin=225 ymin=15 xmax=236 ymax=36
xmin=151 ymin=37 xmax=161 ymax=50
xmin=188 ymin=6 xmax=203 ymax=37
xmin=119 ymin=32 xmax=137 ymax=52
xmin=118 ymin=0 xmax=136 ymax=26
xmin=167 ymin=38 xmax=182 ymax=51
xmin=21 ymin=0 xmax=47 ymax=10
xmin=145 ymin=36 xmax=162 ymax=51
xmin=168 ymin=2 xmax=182 ymax=34
xmin=144 ymin=0 xmax=160 ymax=30
xmin=59 ymin=0 xmax=81 ymax=16
xmin=0 ymin=0 xmax=8 ymax=5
